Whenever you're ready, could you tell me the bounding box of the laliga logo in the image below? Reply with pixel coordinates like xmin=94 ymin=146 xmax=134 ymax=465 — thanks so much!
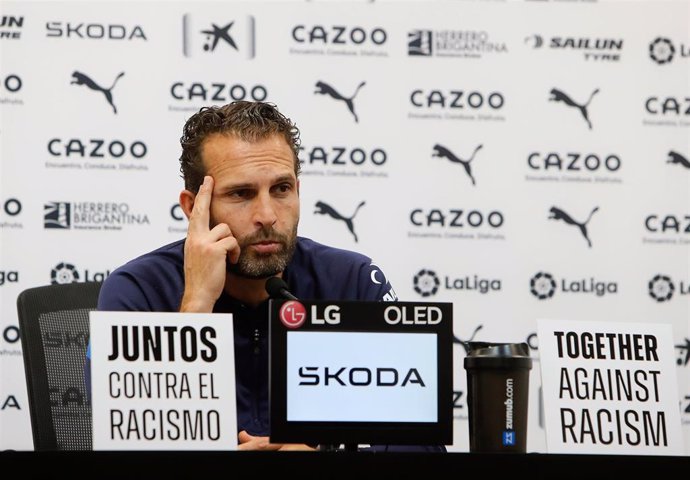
xmin=648 ymin=274 xmax=674 ymax=302
xmin=279 ymin=301 xmax=306 ymax=329
xmin=414 ymin=269 xmax=440 ymax=297
xmin=649 ymin=37 xmax=674 ymax=65
xmin=51 ymin=262 xmax=80 ymax=284
xmin=530 ymin=271 xmax=556 ymax=300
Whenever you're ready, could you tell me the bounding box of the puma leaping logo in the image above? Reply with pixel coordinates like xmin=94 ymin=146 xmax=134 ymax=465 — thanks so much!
xmin=453 ymin=324 xmax=483 ymax=355
xmin=71 ymin=71 xmax=125 ymax=114
xmin=549 ymin=88 xmax=599 ymax=130
xmin=548 ymin=206 xmax=599 ymax=248
xmin=667 ymin=150 xmax=690 ymax=169
xmin=314 ymin=200 xmax=365 ymax=242
xmin=432 ymin=144 xmax=483 ymax=186
xmin=314 ymin=80 xmax=366 ymax=122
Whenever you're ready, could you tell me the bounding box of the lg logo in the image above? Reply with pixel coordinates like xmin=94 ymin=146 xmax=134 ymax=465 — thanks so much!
xmin=279 ymin=301 xmax=307 ymax=329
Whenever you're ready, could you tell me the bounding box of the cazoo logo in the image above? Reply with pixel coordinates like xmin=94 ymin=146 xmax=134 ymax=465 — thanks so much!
xmin=410 ymin=89 xmax=504 ymax=110
xmin=291 ymin=24 xmax=387 ymax=46
xmin=170 ymin=81 xmax=268 ymax=103
xmin=289 ymin=24 xmax=389 ymax=57
xmin=299 ymin=145 xmax=387 ymax=167
xmin=410 ymin=208 xmax=504 ymax=229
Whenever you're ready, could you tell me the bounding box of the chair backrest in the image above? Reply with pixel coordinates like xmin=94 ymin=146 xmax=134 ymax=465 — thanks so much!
xmin=16 ymin=281 xmax=102 ymax=451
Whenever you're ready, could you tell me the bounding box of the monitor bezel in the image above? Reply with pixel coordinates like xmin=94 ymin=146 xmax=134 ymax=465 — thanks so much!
xmin=268 ymin=299 xmax=453 ymax=446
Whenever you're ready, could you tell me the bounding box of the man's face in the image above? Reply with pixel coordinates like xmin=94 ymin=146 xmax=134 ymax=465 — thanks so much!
xmin=201 ymin=132 xmax=300 ymax=279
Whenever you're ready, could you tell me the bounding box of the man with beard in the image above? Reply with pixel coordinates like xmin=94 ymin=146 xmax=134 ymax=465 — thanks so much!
xmin=89 ymin=101 xmax=440 ymax=452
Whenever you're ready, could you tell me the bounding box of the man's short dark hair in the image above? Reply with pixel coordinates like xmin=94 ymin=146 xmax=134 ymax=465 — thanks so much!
xmin=179 ymin=101 xmax=301 ymax=192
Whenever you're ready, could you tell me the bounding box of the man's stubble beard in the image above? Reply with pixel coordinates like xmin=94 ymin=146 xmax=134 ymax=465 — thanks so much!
xmin=226 ymin=223 xmax=299 ymax=279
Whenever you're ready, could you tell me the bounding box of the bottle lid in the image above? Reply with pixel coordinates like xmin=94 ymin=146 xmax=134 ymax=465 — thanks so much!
xmin=463 ymin=341 xmax=533 ymax=369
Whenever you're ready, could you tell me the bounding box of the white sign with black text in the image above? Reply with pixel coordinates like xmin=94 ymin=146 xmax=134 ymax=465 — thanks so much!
xmin=537 ymin=319 xmax=684 ymax=455
xmin=90 ymin=312 xmax=237 ymax=450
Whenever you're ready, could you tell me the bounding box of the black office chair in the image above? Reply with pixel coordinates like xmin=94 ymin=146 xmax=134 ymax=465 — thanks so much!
xmin=16 ymin=281 xmax=102 ymax=451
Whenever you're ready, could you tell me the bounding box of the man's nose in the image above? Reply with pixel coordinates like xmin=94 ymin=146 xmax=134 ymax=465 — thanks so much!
xmin=253 ymin=193 xmax=278 ymax=226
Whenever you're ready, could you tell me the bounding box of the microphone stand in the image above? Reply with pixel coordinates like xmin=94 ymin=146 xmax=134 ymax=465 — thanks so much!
xmin=266 ymin=278 xmax=359 ymax=454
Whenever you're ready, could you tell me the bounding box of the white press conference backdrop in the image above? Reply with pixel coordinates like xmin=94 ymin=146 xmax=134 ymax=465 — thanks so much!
xmin=1 ymin=0 xmax=689 ymax=453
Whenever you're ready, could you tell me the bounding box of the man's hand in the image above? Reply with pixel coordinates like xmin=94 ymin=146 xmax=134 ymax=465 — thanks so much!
xmin=237 ymin=430 xmax=317 ymax=451
xmin=179 ymin=176 xmax=240 ymax=312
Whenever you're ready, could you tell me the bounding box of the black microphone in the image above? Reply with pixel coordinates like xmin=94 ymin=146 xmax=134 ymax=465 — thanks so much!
xmin=265 ymin=276 xmax=298 ymax=300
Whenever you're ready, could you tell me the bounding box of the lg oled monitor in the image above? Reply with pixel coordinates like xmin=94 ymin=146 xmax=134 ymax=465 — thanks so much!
xmin=268 ymin=299 xmax=453 ymax=447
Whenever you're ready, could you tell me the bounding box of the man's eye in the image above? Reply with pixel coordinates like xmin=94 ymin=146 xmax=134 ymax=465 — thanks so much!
xmin=230 ymin=190 xmax=249 ymax=198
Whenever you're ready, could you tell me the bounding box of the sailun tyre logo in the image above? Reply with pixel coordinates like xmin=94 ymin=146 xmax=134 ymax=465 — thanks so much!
xmin=530 ymin=271 xmax=556 ymax=300
xmin=648 ymin=274 xmax=674 ymax=302
xmin=414 ymin=269 xmax=440 ymax=297
xmin=51 ymin=262 xmax=80 ymax=284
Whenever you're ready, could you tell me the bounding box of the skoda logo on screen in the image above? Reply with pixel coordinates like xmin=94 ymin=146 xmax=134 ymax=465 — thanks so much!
xmin=279 ymin=300 xmax=306 ymax=329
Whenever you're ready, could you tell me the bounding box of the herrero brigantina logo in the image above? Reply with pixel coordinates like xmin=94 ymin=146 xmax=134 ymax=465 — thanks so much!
xmin=44 ymin=201 xmax=149 ymax=231
xmin=408 ymin=29 xmax=507 ymax=58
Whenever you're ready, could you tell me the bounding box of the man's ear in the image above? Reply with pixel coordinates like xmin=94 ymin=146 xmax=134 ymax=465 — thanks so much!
xmin=179 ymin=190 xmax=195 ymax=220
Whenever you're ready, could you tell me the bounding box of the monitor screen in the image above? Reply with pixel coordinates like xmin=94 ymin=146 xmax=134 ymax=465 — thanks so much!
xmin=269 ymin=299 xmax=453 ymax=446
